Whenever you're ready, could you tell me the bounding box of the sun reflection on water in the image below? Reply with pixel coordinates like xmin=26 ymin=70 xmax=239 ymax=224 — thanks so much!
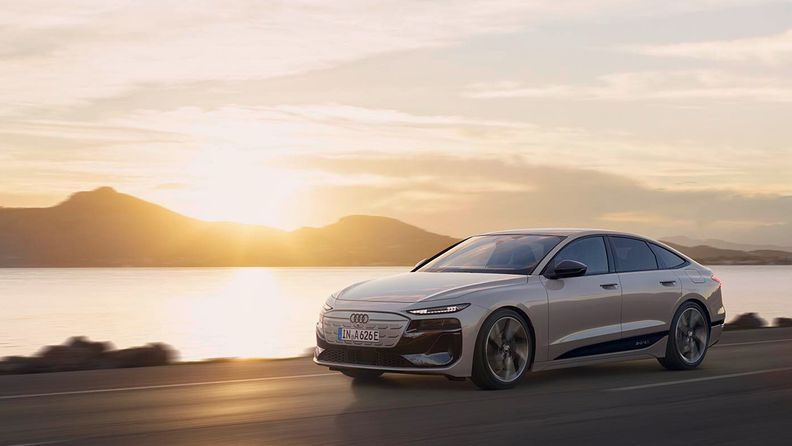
xmin=0 ymin=267 xmax=406 ymax=361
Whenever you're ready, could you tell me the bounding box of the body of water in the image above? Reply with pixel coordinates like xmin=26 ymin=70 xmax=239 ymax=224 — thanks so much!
xmin=0 ymin=266 xmax=789 ymax=361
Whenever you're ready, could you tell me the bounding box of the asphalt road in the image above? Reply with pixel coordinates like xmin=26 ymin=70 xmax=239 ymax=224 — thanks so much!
xmin=1 ymin=328 xmax=791 ymax=446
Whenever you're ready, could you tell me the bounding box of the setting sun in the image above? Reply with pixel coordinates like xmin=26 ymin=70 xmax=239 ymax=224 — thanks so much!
xmin=175 ymin=148 xmax=308 ymax=228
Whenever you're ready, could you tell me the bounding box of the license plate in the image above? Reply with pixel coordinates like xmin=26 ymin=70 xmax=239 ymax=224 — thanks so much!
xmin=338 ymin=327 xmax=380 ymax=343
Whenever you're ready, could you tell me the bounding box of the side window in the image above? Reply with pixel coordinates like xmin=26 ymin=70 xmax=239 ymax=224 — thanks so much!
xmin=650 ymin=244 xmax=686 ymax=269
xmin=553 ymin=237 xmax=609 ymax=275
xmin=611 ymin=237 xmax=658 ymax=272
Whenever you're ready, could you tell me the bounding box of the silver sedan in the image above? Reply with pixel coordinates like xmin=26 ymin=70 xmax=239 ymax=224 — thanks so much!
xmin=314 ymin=229 xmax=725 ymax=390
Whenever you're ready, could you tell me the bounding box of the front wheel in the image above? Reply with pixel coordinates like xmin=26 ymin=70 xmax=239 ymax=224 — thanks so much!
xmin=471 ymin=309 xmax=533 ymax=390
xmin=340 ymin=368 xmax=384 ymax=380
xmin=659 ymin=302 xmax=710 ymax=370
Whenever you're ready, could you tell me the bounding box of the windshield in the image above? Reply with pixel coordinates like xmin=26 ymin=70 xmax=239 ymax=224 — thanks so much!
xmin=417 ymin=234 xmax=564 ymax=274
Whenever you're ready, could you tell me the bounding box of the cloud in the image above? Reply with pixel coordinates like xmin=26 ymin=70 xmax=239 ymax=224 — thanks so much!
xmin=155 ymin=182 xmax=189 ymax=190
xmin=465 ymin=70 xmax=792 ymax=102
xmin=1 ymin=0 xmax=782 ymax=115
xmin=284 ymin=153 xmax=792 ymax=245
xmin=0 ymin=0 xmax=605 ymax=114
xmin=623 ymin=29 xmax=792 ymax=65
xmin=5 ymin=104 xmax=790 ymax=199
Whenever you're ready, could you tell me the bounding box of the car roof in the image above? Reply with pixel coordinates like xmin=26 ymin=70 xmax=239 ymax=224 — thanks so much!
xmin=477 ymin=228 xmax=648 ymax=238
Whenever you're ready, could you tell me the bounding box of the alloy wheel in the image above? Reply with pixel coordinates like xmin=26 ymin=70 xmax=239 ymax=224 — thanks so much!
xmin=675 ymin=307 xmax=708 ymax=364
xmin=485 ymin=316 xmax=530 ymax=382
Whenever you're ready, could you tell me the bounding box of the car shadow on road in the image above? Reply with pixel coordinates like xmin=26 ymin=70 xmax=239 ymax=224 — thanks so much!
xmin=338 ymin=358 xmax=672 ymax=394
xmin=330 ymin=359 xmax=678 ymax=444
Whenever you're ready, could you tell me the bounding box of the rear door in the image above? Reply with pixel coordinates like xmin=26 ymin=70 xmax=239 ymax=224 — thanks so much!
xmin=543 ymin=236 xmax=622 ymax=360
xmin=609 ymin=236 xmax=683 ymax=340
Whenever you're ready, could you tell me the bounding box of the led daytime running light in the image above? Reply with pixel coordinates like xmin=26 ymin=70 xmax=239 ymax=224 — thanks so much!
xmin=408 ymin=303 xmax=469 ymax=315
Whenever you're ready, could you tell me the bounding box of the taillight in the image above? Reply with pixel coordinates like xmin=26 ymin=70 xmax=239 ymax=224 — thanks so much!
xmin=711 ymin=274 xmax=722 ymax=284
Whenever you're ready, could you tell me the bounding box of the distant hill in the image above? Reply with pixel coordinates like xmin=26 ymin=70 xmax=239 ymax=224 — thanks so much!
xmin=662 ymin=241 xmax=792 ymax=266
xmin=662 ymin=235 xmax=792 ymax=253
xmin=0 ymin=187 xmax=458 ymax=267
xmin=1 ymin=187 xmax=790 ymax=267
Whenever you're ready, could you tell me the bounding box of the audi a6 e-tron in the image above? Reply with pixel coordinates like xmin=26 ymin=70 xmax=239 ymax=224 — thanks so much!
xmin=314 ymin=229 xmax=724 ymax=390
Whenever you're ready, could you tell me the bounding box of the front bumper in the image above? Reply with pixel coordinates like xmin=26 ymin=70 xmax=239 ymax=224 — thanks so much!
xmin=315 ymin=318 xmax=463 ymax=370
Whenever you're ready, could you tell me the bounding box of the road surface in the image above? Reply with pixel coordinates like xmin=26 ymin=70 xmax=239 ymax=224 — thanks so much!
xmin=1 ymin=328 xmax=791 ymax=445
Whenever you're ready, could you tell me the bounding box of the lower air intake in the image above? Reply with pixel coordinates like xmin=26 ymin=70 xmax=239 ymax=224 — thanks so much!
xmin=318 ymin=346 xmax=413 ymax=368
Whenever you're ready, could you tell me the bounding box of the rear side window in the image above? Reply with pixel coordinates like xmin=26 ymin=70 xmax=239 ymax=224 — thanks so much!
xmin=552 ymin=237 xmax=609 ymax=275
xmin=650 ymin=244 xmax=687 ymax=269
xmin=611 ymin=237 xmax=658 ymax=272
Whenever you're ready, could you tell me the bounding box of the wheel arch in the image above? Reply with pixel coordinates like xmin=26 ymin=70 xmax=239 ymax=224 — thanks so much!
xmin=676 ymin=294 xmax=712 ymax=326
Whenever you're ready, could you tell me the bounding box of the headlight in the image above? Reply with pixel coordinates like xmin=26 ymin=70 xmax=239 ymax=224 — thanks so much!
xmin=407 ymin=303 xmax=469 ymax=315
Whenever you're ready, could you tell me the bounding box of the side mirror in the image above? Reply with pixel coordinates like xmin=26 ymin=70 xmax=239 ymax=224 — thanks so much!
xmin=413 ymin=258 xmax=429 ymax=270
xmin=544 ymin=259 xmax=587 ymax=279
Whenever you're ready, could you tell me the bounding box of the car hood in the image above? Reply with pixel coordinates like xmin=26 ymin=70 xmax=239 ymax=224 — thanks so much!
xmin=335 ymin=272 xmax=526 ymax=304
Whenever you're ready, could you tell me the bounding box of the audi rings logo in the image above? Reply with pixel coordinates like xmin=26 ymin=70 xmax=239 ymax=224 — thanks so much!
xmin=349 ymin=313 xmax=369 ymax=324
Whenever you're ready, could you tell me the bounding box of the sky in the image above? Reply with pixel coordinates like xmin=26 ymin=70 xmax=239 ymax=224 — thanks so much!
xmin=1 ymin=0 xmax=792 ymax=245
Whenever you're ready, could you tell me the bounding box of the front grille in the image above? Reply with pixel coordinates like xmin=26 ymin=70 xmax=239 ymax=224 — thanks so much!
xmin=318 ymin=346 xmax=413 ymax=368
xmin=322 ymin=311 xmax=409 ymax=347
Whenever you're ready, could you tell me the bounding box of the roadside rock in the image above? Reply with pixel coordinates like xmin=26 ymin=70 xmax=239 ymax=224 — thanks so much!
xmin=0 ymin=337 xmax=177 ymax=375
xmin=36 ymin=336 xmax=111 ymax=372
xmin=774 ymin=317 xmax=792 ymax=328
xmin=725 ymin=312 xmax=767 ymax=330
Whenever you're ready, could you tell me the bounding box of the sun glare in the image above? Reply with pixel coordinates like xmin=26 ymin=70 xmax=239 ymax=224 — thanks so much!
xmin=180 ymin=148 xmax=306 ymax=229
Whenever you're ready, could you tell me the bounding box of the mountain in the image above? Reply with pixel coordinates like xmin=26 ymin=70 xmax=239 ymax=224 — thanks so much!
xmin=0 ymin=187 xmax=458 ymax=267
xmin=663 ymin=235 xmax=792 ymax=253
xmin=1 ymin=187 xmax=790 ymax=267
xmin=661 ymin=241 xmax=792 ymax=266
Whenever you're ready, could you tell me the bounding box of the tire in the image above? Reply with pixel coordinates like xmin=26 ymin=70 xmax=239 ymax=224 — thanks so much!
xmin=471 ymin=309 xmax=533 ymax=390
xmin=340 ymin=368 xmax=384 ymax=380
xmin=659 ymin=301 xmax=710 ymax=370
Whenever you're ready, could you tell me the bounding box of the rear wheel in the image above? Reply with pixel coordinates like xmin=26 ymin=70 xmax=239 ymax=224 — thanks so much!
xmin=659 ymin=302 xmax=710 ymax=370
xmin=339 ymin=368 xmax=384 ymax=380
xmin=471 ymin=309 xmax=532 ymax=390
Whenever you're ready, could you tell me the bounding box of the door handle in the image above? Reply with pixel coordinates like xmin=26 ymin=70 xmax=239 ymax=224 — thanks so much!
xmin=660 ymin=280 xmax=677 ymax=286
xmin=600 ymin=283 xmax=620 ymax=289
